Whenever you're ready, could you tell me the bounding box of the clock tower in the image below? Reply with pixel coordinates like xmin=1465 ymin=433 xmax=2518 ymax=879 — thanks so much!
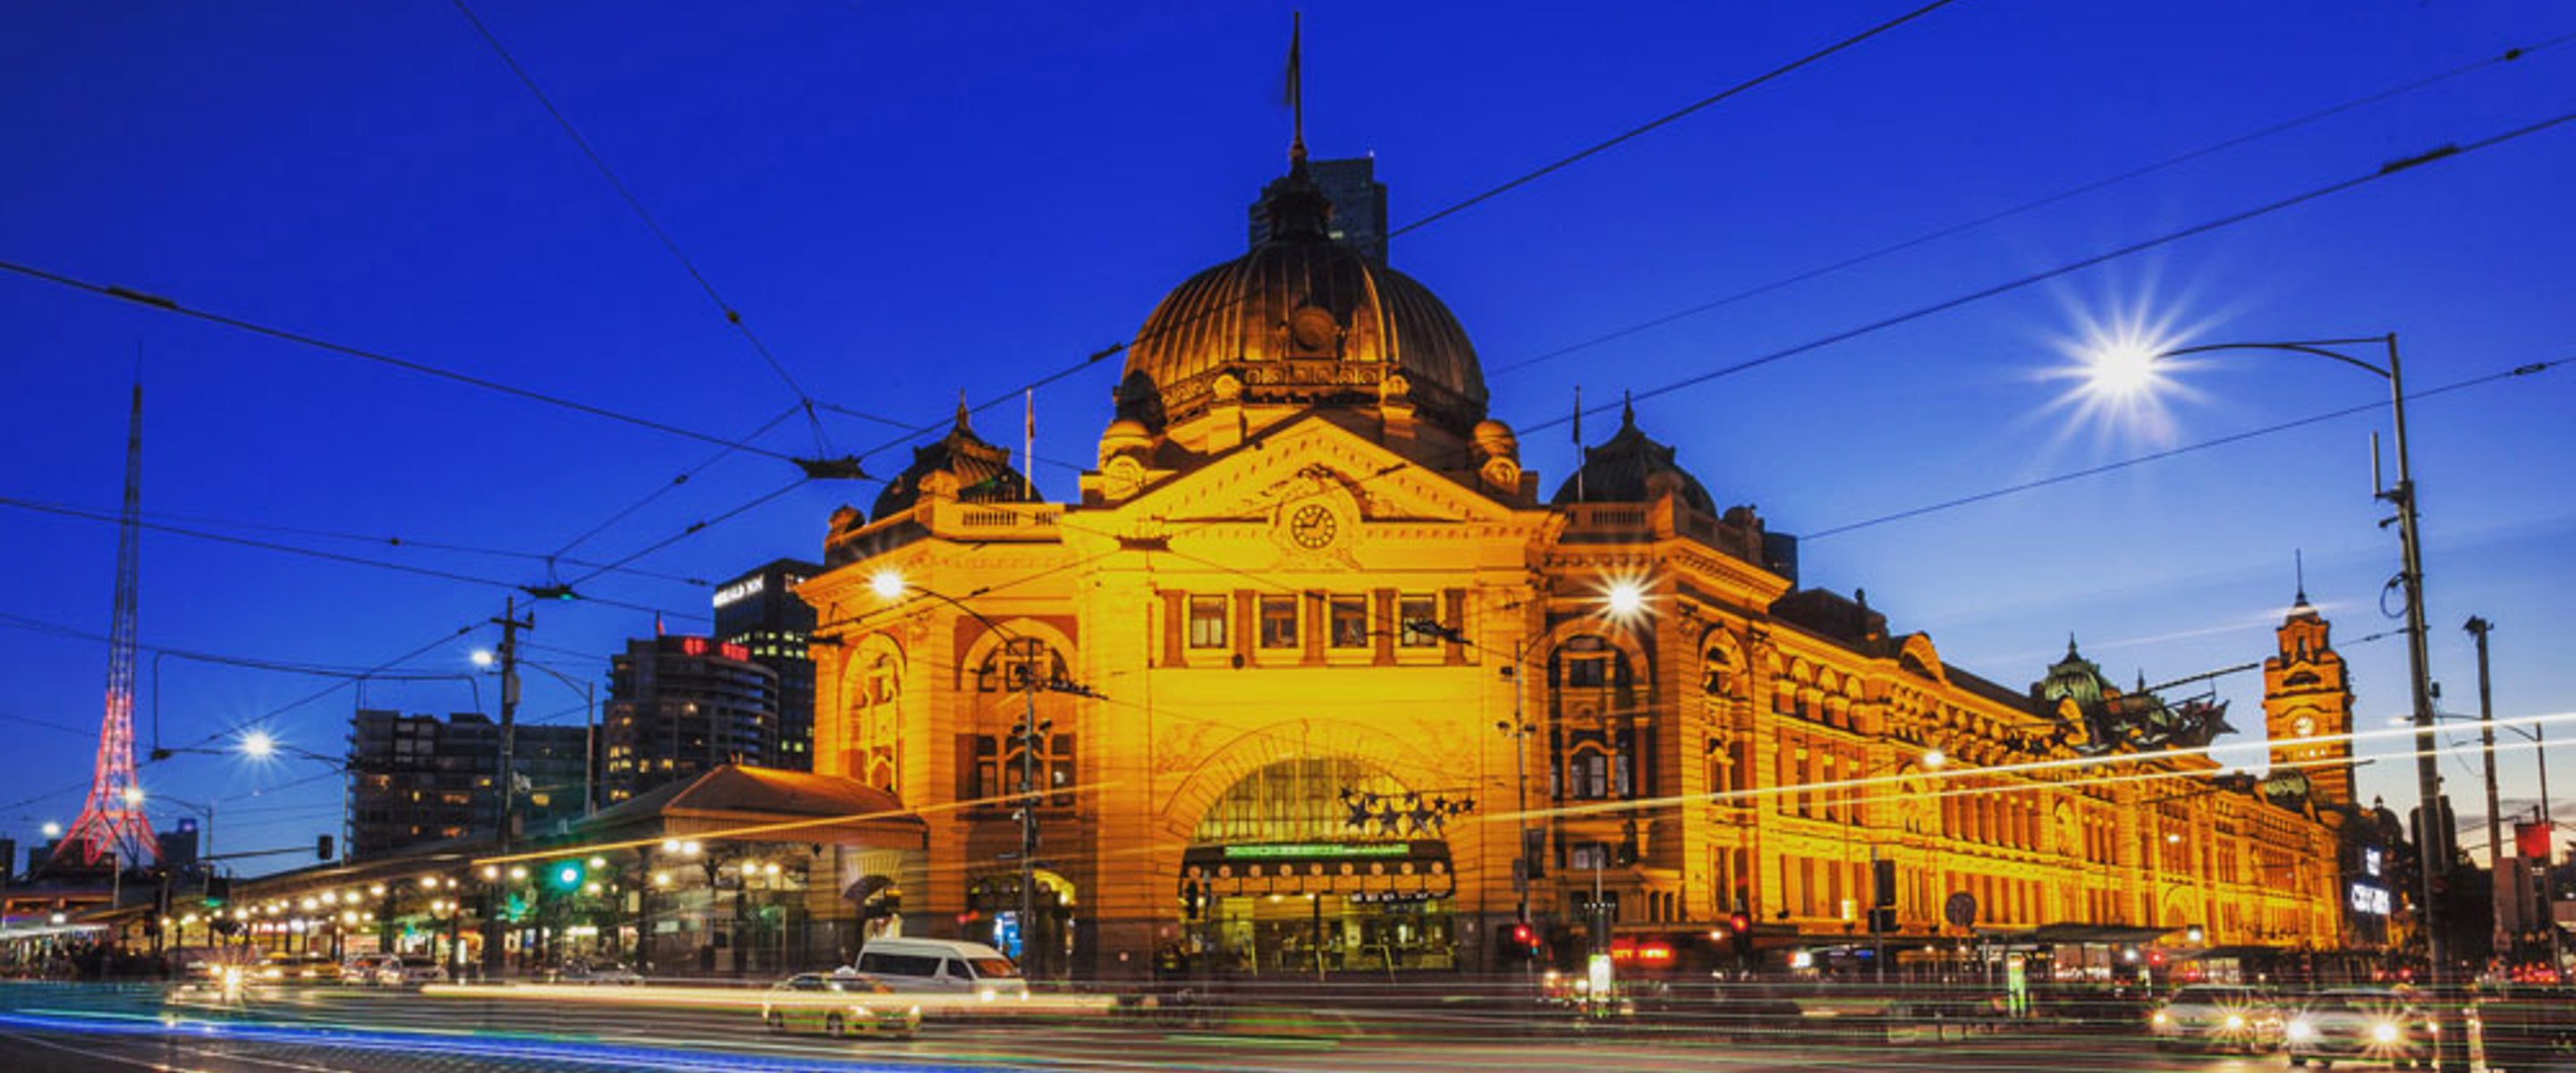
xmin=2264 ymin=584 xmax=2356 ymax=807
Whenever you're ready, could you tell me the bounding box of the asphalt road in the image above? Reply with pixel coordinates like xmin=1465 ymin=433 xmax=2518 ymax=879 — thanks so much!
xmin=0 ymin=982 xmax=2563 ymax=1073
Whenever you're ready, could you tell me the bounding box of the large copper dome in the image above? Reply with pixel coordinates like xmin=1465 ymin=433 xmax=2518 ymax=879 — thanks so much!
xmin=1116 ymin=157 xmax=1488 ymax=435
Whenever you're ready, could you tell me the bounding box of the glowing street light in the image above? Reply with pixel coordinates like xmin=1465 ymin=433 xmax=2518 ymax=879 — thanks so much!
xmin=122 ymin=787 xmax=144 ymax=807
xmin=41 ymin=821 xmax=62 ymax=839
xmin=1603 ymin=579 xmax=1648 ymax=621
xmin=470 ymin=649 xmax=496 ymax=668
xmin=1922 ymin=748 xmax=1947 ymax=771
xmin=869 ymin=568 xmax=909 ymax=601
xmin=239 ymin=730 xmax=276 ymax=760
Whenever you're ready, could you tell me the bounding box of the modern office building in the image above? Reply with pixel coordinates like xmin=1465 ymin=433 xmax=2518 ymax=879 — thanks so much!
xmin=344 ymin=710 xmax=589 ymax=858
xmin=715 ymin=558 xmax=825 ymax=772
xmin=801 ymin=142 xmax=2362 ymax=979
xmin=602 ymin=637 xmax=779 ymax=802
xmin=1247 ymin=155 xmax=1385 ymax=265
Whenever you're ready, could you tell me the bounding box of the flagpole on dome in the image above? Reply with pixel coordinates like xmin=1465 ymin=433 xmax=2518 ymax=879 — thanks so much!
xmin=1284 ymin=13 xmax=1305 ymax=165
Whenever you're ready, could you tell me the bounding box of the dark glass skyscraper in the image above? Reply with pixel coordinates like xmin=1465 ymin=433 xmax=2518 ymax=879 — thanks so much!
xmin=713 ymin=557 xmax=822 ymax=772
xmin=1247 ymin=156 xmax=1386 ymax=265
xmin=603 ymin=636 xmax=778 ymax=801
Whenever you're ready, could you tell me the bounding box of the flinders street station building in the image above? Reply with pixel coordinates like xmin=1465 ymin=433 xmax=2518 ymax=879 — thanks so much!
xmin=797 ymin=142 xmax=2391 ymax=981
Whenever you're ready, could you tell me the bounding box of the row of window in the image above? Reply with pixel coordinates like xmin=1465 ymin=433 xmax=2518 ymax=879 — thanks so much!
xmin=1183 ymin=594 xmax=1444 ymax=651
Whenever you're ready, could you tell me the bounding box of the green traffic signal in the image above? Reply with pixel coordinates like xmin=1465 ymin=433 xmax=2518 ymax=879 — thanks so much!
xmin=549 ymin=860 xmax=585 ymax=891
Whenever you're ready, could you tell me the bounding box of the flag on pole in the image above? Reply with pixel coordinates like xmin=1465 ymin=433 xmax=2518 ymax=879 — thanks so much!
xmin=1282 ymin=13 xmax=1304 ymax=152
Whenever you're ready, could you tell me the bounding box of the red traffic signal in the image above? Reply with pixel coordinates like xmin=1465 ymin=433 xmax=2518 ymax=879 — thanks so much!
xmin=1510 ymin=923 xmax=1538 ymax=948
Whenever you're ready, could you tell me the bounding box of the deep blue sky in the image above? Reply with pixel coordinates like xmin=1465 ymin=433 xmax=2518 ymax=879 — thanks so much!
xmin=4 ymin=2 xmax=2571 ymax=868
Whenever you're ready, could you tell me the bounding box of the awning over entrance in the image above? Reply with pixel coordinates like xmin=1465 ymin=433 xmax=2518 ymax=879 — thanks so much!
xmin=1182 ymin=840 xmax=1453 ymax=901
xmin=578 ymin=765 xmax=928 ymax=850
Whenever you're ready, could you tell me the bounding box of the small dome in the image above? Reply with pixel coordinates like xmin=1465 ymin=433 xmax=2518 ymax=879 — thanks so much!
xmin=1471 ymin=419 xmax=1518 ymax=457
xmin=1119 ymin=156 xmax=1487 ymax=435
xmin=1550 ymin=402 xmax=1716 ymax=512
xmin=872 ymin=401 xmax=1035 ymax=518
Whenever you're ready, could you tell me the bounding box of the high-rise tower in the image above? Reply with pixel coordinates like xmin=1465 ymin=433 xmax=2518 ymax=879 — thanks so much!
xmin=55 ymin=381 xmax=157 ymax=867
xmin=2264 ymin=583 xmax=2357 ymax=807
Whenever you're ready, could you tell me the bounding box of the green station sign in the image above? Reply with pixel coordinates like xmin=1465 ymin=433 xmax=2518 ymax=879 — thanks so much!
xmin=1220 ymin=842 xmax=1410 ymax=861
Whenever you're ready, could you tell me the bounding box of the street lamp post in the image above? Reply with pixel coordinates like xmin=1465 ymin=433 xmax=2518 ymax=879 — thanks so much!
xmin=2097 ymin=332 xmax=2457 ymax=1068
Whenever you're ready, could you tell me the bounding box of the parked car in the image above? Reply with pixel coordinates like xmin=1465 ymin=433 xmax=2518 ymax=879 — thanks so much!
xmin=2149 ymin=984 xmax=2282 ymax=1053
xmin=2284 ymin=988 xmax=2436 ymax=1068
xmin=374 ymin=954 xmax=447 ymax=987
xmin=547 ymin=959 xmax=642 ymax=985
xmin=343 ymin=952 xmax=398 ymax=984
xmin=761 ymin=972 xmax=921 ymax=1038
xmin=850 ymin=938 xmax=1026 ymax=1001
xmin=255 ymin=951 xmax=343 ymax=984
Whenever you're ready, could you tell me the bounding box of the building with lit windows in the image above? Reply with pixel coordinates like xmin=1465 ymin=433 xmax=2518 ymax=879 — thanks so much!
xmin=344 ymin=710 xmax=589 ymax=858
xmin=715 ymin=557 xmax=825 ymax=772
xmin=602 ymin=638 xmax=778 ymax=802
xmin=798 ymin=140 xmax=2360 ymax=980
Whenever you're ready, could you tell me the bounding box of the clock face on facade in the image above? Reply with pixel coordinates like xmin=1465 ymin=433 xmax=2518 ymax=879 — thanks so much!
xmin=1287 ymin=503 xmax=1338 ymax=550
xmin=2292 ymin=715 xmax=2316 ymax=738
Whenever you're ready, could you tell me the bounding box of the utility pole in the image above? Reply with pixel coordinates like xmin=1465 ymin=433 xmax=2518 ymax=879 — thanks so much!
xmin=1014 ymin=655 xmax=1045 ymax=979
xmin=484 ymin=597 xmax=531 ymax=978
xmin=2466 ymin=617 xmax=2504 ymax=955
xmin=2376 ymin=335 xmax=2463 ymax=1072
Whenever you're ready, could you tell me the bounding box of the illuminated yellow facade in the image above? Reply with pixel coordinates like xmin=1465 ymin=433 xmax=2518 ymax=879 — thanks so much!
xmin=801 ymin=148 xmax=2353 ymax=978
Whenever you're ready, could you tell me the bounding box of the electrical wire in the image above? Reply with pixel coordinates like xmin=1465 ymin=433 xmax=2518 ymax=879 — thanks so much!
xmin=0 ymin=257 xmax=805 ymax=463
xmin=820 ymin=4 xmax=1964 ymax=471
xmin=1489 ymin=28 xmax=2576 ymax=377
xmin=564 ymin=477 xmax=812 ymax=587
xmin=550 ymin=401 xmax=807 ymax=560
xmin=444 ymin=0 xmax=908 ymax=447
xmin=1802 ymin=357 xmax=2566 ymax=539
xmin=0 ymin=493 xmax=706 ymax=588
xmin=1516 ymin=106 xmax=2576 ymax=435
xmin=0 ymin=494 xmax=709 ymax=623
xmin=1389 ymin=0 xmax=1964 ymax=238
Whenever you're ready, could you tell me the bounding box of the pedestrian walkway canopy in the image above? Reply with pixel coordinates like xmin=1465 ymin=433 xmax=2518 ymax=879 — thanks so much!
xmin=578 ymin=765 xmax=927 ymax=851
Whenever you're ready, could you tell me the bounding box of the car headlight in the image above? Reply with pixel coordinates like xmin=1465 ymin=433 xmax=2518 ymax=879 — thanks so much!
xmin=2224 ymin=1013 xmax=2244 ymax=1029
xmin=2151 ymin=1010 xmax=2167 ymax=1025
xmin=979 ymin=986 xmax=997 ymax=1001
xmin=2287 ymin=1020 xmax=2314 ymax=1041
xmin=2372 ymin=1021 xmax=2399 ymax=1043
xmin=908 ymin=1005 xmax=921 ymax=1018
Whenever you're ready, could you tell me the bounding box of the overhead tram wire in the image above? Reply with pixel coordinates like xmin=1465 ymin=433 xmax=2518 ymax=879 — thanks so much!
xmin=0 ymin=258 xmax=837 ymax=472
xmin=444 ymin=0 xmax=909 ymax=456
xmin=563 ymin=476 xmax=814 ymax=588
xmin=0 ymin=609 xmax=503 ymax=680
xmin=1517 ymin=106 xmax=2576 ymax=436
xmin=1489 ymin=28 xmax=2576 ymax=377
xmin=820 ymin=7 xmax=1964 ymax=471
xmin=1803 ymin=356 xmax=2568 ymax=539
xmin=0 ymin=493 xmax=707 ymax=587
xmin=549 ymin=400 xmax=807 ymax=560
xmin=0 ymin=494 xmax=708 ymax=623
xmin=1388 ymin=0 xmax=1964 ymax=238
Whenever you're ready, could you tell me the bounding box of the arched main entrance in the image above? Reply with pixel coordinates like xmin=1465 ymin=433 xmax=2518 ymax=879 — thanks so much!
xmin=1179 ymin=756 xmax=1459 ymax=976
xmin=966 ymin=869 xmax=1075 ymax=976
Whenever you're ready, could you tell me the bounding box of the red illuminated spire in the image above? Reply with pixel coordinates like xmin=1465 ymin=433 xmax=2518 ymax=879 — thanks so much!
xmin=55 ymin=379 xmax=157 ymax=868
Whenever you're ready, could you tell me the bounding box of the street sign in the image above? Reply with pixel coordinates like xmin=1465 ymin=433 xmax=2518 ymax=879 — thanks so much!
xmin=1944 ymin=891 xmax=1978 ymax=930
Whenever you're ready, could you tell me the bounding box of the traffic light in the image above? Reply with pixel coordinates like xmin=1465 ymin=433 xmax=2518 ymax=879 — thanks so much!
xmin=316 ymin=834 xmax=334 ymax=861
xmin=1872 ymin=859 xmax=1899 ymax=908
xmin=203 ymin=875 xmax=231 ymax=907
xmin=547 ymin=859 xmax=587 ymax=891
xmin=1500 ymin=921 xmax=1541 ymax=960
xmin=1181 ymin=880 xmax=1203 ymax=921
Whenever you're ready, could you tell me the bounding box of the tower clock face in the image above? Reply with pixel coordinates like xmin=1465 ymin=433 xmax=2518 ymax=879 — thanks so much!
xmin=2292 ymin=715 xmax=2316 ymax=738
xmin=1287 ymin=503 xmax=1338 ymax=549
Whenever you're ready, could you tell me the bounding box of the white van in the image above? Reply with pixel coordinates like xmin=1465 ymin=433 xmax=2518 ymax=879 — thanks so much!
xmin=851 ymin=938 xmax=1027 ymax=1000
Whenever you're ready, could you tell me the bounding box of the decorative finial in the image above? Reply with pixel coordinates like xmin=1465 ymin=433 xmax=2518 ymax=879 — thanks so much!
xmin=954 ymin=390 xmax=970 ymax=430
xmin=2066 ymin=632 xmax=2080 ymax=658
xmin=1621 ymin=390 xmax=1635 ymax=429
xmin=2293 ymin=548 xmax=2309 ymax=606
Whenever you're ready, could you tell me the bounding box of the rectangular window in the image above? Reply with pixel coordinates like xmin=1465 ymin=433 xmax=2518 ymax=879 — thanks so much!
xmin=1396 ymin=595 xmax=1438 ymax=647
xmin=1328 ymin=596 xmax=1368 ymax=648
xmin=1567 ymin=656 xmax=1607 ymax=688
xmin=1258 ymin=596 xmax=1299 ymax=648
xmin=1187 ymin=596 xmax=1228 ymax=649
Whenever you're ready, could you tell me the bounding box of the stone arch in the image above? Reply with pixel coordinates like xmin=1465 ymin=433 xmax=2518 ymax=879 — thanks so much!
xmin=1696 ymin=625 xmax=1747 ymax=701
xmin=1158 ymin=717 xmax=1456 ymax=844
xmin=2158 ymin=885 xmax=2203 ymax=931
xmin=832 ymin=630 xmax=908 ymax=792
xmin=1896 ymin=633 xmax=1946 ymax=684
